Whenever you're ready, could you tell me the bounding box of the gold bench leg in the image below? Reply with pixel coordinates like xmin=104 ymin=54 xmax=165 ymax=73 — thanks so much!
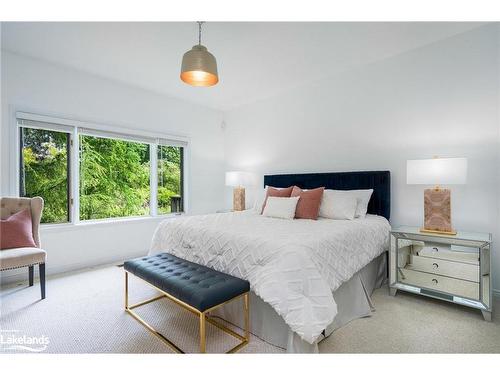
xmin=124 ymin=271 xmax=249 ymax=353
xmin=200 ymin=312 xmax=206 ymax=353
xmin=125 ymin=271 xmax=129 ymax=309
xmin=244 ymin=292 xmax=250 ymax=341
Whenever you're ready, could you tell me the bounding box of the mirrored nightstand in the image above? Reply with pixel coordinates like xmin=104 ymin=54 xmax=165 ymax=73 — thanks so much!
xmin=390 ymin=226 xmax=493 ymax=321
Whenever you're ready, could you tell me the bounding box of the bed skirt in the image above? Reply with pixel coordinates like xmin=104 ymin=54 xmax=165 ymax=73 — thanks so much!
xmin=212 ymin=252 xmax=387 ymax=353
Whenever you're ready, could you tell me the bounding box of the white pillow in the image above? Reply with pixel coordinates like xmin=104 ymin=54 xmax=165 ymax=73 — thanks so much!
xmin=351 ymin=189 xmax=373 ymax=218
xmin=262 ymin=196 xmax=299 ymax=220
xmin=319 ymin=190 xmax=358 ymax=220
xmin=253 ymin=187 xmax=268 ymax=213
xmin=253 ymin=186 xmax=289 ymax=213
xmin=319 ymin=189 xmax=373 ymax=219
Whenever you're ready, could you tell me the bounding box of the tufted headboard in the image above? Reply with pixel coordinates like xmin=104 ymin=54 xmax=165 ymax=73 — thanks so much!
xmin=264 ymin=171 xmax=391 ymax=221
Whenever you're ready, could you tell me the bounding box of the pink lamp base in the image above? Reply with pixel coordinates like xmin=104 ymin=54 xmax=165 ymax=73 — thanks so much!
xmin=421 ymin=188 xmax=456 ymax=235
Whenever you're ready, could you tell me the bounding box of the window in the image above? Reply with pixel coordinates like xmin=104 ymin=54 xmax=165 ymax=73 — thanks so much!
xmin=19 ymin=126 xmax=71 ymax=224
xmin=158 ymin=145 xmax=184 ymax=214
xmin=17 ymin=113 xmax=187 ymax=224
xmin=79 ymin=135 xmax=151 ymax=220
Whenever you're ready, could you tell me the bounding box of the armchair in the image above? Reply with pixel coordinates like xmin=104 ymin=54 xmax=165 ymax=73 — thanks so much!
xmin=0 ymin=197 xmax=46 ymax=299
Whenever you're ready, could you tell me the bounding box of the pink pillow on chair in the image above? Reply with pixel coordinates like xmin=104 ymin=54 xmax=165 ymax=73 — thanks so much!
xmin=0 ymin=209 xmax=37 ymax=250
xmin=291 ymin=186 xmax=325 ymax=220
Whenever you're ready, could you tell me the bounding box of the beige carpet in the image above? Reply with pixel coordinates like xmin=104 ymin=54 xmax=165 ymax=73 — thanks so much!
xmin=1 ymin=264 xmax=499 ymax=353
xmin=323 ymin=287 xmax=500 ymax=353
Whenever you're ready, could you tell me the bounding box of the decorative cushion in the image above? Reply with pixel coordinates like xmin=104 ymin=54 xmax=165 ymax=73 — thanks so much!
xmin=124 ymin=253 xmax=250 ymax=312
xmin=261 ymin=186 xmax=293 ymax=213
xmin=319 ymin=190 xmax=358 ymax=220
xmin=290 ymin=186 xmax=325 ymax=220
xmin=351 ymin=189 xmax=374 ymax=218
xmin=319 ymin=189 xmax=374 ymax=219
xmin=0 ymin=247 xmax=46 ymax=270
xmin=0 ymin=197 xmax=44 ymax=248
xmin=0 ymin=209 xmax=37 ymax=250
xmin=262 ymin=196 xmax=300 ymax=220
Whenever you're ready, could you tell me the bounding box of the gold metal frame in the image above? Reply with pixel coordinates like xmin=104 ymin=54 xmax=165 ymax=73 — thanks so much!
xmin=124 ymin=271 xmax=249 ymax=353
xmin=419 ymin=228 xmax=457 ymax=236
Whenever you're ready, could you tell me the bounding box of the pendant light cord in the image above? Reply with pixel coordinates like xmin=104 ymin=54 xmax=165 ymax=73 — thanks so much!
xmin=197 ymin=21 xmax=204 ymax=45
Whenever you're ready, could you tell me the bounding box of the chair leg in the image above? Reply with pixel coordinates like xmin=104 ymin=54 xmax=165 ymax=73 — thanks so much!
xmin=28 ymin=266 xmax=34 ymax=286
xmin=39 ymin=263 xmax=46 ymax=299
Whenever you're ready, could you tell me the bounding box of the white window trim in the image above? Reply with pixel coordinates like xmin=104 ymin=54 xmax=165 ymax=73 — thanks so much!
xmin=13 ymin=110 xmax=189 ymax=226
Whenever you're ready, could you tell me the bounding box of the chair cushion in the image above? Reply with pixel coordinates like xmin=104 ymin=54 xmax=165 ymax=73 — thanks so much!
xmin=0 ymin=209 xmax=37 ymax=250
xmin=0 ymin=247 xmax=46 ymax=270
xmin=124 ymin=253 xmax=250 ymax=312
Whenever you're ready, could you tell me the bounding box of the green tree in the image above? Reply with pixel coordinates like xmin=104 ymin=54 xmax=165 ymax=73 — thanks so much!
xmin=21 ymin=129 xmax=183 ymax=223
xmin=21 ymin=128 xmax=69 ymax=223
xmin=158 ymin=145 xmax=182 ymax=214
xmin=79 ymin=136 xmax=150 ymax=220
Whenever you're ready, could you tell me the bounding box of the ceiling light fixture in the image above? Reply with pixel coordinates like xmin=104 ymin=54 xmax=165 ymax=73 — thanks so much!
xmin=180 ymin=21 xmax=219 ymax=87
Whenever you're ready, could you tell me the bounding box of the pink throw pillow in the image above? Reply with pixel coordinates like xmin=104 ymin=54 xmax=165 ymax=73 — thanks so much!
xmin=261 ymin=186 xmax=294 ymax=214
xmin=0 ymin=209 xmax=37 ymax=250
xmin=291 ymin=186 xmax=325 ymax=220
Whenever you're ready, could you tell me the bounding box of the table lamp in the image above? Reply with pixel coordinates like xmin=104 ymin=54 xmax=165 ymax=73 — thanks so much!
xmin=407 ymin=157 xmax=467 ymax=235
xmin=225 ymin=171 xmax=254 ymax=211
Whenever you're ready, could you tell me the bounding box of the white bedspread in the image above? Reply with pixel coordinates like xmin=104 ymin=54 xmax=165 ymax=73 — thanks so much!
xmin=149 ymin=211 xmax=390 ymax=344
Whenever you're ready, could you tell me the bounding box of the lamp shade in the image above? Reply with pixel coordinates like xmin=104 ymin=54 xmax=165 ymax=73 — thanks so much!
xmin=180 ymin=45 xmax=219 ymax=87
xmin=407 ymin=157 xmax=467 ymax=185
xmin=225 ymin=171 xmax=254 ymax=187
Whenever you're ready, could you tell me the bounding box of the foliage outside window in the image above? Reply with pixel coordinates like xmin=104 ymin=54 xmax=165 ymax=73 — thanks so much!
xmin=18 ymin=119 xmax=186 ymax=224
xmin=79 ymin=135 xmax=151 ymax=220
xmin=158 ymin=145 xmax=183 ymax=214
xmin=19 ymin=127 xmax=70 ymax=224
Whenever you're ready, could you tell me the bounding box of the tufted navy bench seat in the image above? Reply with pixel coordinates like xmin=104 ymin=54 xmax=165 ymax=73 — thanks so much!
xmin=123 ymin=252 xmax=250 ymax=353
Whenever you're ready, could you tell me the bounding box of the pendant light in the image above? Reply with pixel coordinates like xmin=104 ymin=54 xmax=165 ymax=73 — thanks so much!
xmin=180 ymin=21 xmax=219 ymax=87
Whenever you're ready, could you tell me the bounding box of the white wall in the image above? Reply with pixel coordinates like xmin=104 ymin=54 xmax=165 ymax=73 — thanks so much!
xmin=2 ymin=25 xmax=499 ymax=294
xmin=224 ymin=25 xmax=500 ymax=291
xmin=1 ymin=51 xmax=225 ymax=283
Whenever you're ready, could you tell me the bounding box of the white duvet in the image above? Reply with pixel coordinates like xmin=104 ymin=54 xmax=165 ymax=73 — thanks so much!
xmin=150 ymin=210 xmax=390 ymax=344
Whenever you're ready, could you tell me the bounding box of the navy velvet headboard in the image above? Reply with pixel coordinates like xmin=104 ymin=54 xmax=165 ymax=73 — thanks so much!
xmin=264 ymin=171 xmax=391 ymax=221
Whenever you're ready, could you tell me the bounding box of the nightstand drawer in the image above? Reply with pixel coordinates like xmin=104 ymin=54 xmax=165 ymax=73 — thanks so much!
xmin=416 ymin=243 xmax=451 ymax=253
xmin=417 ymin=246 xmax=479 ymax=265
xmin=408 ymin=254 xmax=479 ymax=282
xmin=399 ymin=268 xmax=479 ymax=300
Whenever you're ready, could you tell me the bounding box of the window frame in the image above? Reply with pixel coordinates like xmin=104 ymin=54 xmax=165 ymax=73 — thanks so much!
xmin=13 ymin=111 xmax=189 ymax=227
xmin=16 ymin=122 xmax=74 ymax=225
xmin=157 ymin=143 xmax=185 ymax=215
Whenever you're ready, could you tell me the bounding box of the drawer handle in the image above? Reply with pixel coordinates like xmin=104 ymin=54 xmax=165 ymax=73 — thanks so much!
xmin=432 ymin=263 xmax=439 ymax=269
xmin=432 ymin=247 xmax=439 ymax=252
xmin=432 ymin=278 xmax=438 ymax=284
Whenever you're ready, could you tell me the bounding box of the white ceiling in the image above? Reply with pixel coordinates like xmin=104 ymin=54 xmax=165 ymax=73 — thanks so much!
xmin=1 ymin=22 xmax=485 ymax=111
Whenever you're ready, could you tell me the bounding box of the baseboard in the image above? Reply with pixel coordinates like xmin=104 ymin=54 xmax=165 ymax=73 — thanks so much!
xmin=0 ymin=249 xmax=148 ymax=287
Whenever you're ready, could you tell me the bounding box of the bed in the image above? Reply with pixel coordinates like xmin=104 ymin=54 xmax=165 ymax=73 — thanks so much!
xmin=149 ymin=171 xmax=391 ymax=353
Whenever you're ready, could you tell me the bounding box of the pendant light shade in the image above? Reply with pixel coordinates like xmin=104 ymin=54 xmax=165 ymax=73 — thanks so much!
xmin=180 ymin=22 xmax=219 ymax=87
xmin=180 ymin=45 xmax=218 ymax=86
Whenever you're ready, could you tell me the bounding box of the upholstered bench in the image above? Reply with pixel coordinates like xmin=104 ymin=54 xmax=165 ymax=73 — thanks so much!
xmin=124 ymin=253 xmax=250 ymax=353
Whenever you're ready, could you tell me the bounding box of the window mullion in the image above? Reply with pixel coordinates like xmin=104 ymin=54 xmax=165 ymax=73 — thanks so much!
xmin=150 ymin=143 xmax=158 ymax=216
xmin=71 ymin=128 xmax=80 ymax=224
